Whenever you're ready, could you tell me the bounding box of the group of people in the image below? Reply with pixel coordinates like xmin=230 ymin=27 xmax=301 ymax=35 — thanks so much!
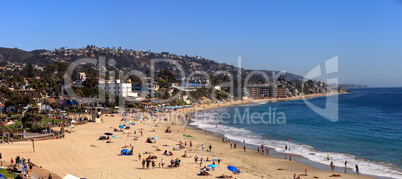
xmin=257 ymin=145 xmax=269 ymax=155
xmin=7 ymin=156 xmax=34 ymax=178
xmin=222 ymin=137 xmax=247 ymax=152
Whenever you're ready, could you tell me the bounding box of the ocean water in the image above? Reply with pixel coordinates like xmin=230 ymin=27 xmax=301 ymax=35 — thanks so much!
xmin=191 ymin=88 xmax=402 ymax=178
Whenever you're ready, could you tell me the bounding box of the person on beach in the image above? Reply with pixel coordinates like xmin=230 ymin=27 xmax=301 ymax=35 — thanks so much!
xmin=355 ymin=164 xmax=359 ymax=174
xmin=141 ymin=159 xmax=146 ymax=169
xmin=344 ymin=161 xmax=348 ymax=167
xmin=209 ymin=145 xmax=212 ymax=152
xmin=161 ymin=159 xmax=165 ymax=168
xmin=199 ymin=157 xmax=203 ymax=167
xmin=289 ymin=155 xmax=292 ymax=161
xmin=194 ymin=155 xmax=198 ymax=163
xmin=146 ymin=160 xmax=150 ymax=169
xmin=230 ymin=143 xmax=232 ymax=149
xmin=244 ymin=145 xmax=246 ymax=152
xmin=202 ymin=144 xmax=204 ymax=150
xmin=327 ymin=155 xmax=330 ymax=161
xmin=261 ymin=145 xmax=264 ymax=155
xmin=190 ymin=141 xmax=192 ymax=147
xmin=138 ymin=153 xmax=141 ymax=160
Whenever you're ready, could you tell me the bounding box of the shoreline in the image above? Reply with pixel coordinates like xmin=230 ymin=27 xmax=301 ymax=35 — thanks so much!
xmin=183 ymin=92 xmax=395 ymax=179
xmin=0 ymin=92 xmax=385 ymax=179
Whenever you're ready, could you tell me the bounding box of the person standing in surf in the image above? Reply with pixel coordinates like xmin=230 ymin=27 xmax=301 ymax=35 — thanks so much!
xmin=355 ymin=164 xmax=359 ymax=174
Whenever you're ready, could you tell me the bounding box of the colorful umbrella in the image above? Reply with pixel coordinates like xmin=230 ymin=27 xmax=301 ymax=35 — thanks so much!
xmin=227 ymin=166 xmax=238 ymax=172
xmin=208 ymin=164 xmax=217 ymax=168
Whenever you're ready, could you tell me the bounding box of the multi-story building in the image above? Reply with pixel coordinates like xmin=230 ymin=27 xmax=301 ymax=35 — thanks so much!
xmin=74 ymin=72 xmax=86 ymax=86
xmin=76 ymin=72 xmax=86 ymax=81
xmin=276 ymin=87 xmax=288 ymax=98
xmin=248 ymin=87 xmax=270 ymax=99
xmin=99 ymin=79 xmax=133 ymax=97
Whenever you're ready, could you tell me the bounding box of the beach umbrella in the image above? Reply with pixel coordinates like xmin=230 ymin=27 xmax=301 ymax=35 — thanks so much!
xmin=212 ymin=159 xmax=217 ymax=161
xmin=130 ymin=122 xmax=135 ymax=125
xmin=152 ymin=137 xmax=158 ymax=140
xmin=208 ymin=164 xmax=217 ymax=168
xmin=104 ymin=133 xmax=113 ymax=136
xmin=119 ymin=125 xmax=125 ymax=129
xmin=112 ymin=135 xmax=119 ymax=138
xmin=63 ymin=174 xmax=80 ymax=179
xmin=227 ymin=166 xmax=238 ymax=172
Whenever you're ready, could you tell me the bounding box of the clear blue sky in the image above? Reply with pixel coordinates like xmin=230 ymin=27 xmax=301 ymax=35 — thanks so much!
xmin=1 ymin=0 xmax=402 ymax=87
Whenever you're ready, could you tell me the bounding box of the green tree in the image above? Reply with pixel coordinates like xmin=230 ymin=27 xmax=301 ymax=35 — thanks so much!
xmin=50 ymin=102 xmax=61 ymax=109
xmin=21 ymin=113 xmax=43 ymax=128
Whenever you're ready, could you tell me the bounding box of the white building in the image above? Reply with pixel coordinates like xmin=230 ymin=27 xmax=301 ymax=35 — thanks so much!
xmin=76 ymin=72 xmax=86 ymax=81
xmin=99 ymin=79 xmax=133 ymax=97
xmin=75 ymin=72 xmax=86 ymax=86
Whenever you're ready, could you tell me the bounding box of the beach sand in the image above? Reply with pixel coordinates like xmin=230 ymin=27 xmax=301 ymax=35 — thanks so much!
xmin=0 ymin=93 xmax=372 ymax=179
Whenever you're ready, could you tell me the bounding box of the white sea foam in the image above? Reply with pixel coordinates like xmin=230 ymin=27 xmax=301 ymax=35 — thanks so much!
xmin=190 ymin=112 xmax=402 ymax=179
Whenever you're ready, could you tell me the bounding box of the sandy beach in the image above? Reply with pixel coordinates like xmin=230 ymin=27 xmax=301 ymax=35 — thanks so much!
xmin=0 ymin=93 xmax=373 ymax=179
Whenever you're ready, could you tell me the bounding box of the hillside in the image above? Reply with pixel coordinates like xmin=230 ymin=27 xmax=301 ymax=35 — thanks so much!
xmin=0 ymin=47 xmax=50 ymax=64
xmin=0 ymin=46 xmax=304 ymax=81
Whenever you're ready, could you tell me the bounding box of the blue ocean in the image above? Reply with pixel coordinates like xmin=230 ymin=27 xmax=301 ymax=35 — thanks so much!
xmin=191 ymin=88 xmax=402 ymax=178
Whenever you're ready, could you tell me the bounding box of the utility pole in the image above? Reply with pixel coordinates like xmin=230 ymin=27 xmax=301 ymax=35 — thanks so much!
xmin=31 ymin=138 xmax=35 ymax=153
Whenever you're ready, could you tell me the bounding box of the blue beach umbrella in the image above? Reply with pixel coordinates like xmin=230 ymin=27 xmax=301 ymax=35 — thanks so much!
xmin=208 ymin=164 xmax=217 ymax=168
xmin=227 ymin=166 xmax=238 ymax=172
xmin=152 ymin=137 xmax=158 ymax=140
xmin=119 ymin=125 xmax=124 ymax=129
xmin=112 ymin=135 xmax=119 ymax=138
xmin=130 ymin=122 xmax=135 ymax=125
